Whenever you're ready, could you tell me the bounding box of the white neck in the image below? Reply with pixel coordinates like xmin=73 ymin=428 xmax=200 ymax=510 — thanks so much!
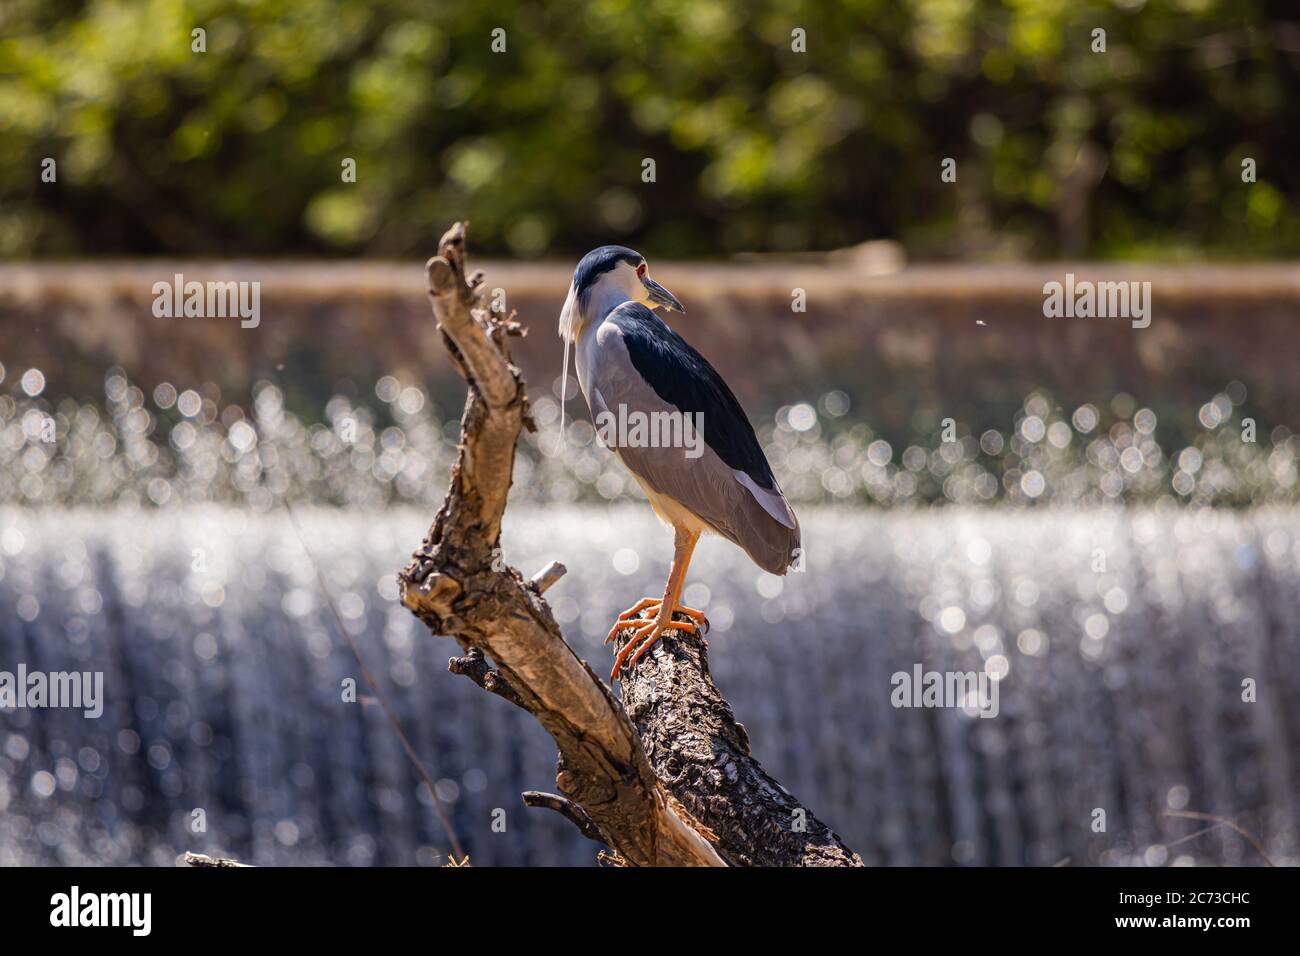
xmin=558 ymin=277 xmax=642 ymax=432
xmin=560 ymin=282 xmax=640 ymax=346
xmin=558 ymin=263 xmax=650 ymax=438
xmin=560 ymin=259 xmax=648 ymax=345
xmin=583 ymin=280 xmax=636 ymax=326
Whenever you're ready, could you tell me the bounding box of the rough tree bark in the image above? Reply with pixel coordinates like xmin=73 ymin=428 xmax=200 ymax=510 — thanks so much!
xmin=399 ymin=223 xmax=862 ymax=867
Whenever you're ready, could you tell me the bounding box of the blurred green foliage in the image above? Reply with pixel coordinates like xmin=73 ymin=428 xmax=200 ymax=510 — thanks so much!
xmin=1 ymin=0 xmax=1297 ymax=259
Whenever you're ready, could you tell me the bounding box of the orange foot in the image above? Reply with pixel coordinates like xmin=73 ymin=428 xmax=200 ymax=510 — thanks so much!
xmin=604 ymin=599 xmax=708 ymax=645
xmin=608 ymin=611 xmax=706 ymax=680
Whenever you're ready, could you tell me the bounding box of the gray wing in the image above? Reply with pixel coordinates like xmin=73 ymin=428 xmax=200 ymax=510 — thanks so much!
xmin=584 ymin=314 xmax=800 ymax=575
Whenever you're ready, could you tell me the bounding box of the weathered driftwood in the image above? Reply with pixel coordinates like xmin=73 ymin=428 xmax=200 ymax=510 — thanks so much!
xmin=399 ymin=223 xmax=861 ymax=867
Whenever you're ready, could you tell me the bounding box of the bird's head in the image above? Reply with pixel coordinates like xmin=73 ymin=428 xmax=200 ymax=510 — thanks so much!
xmin=555 ymin=246 xmax=685 ymax=439
xmin=561 ymin=245 xmax=684 ymax=341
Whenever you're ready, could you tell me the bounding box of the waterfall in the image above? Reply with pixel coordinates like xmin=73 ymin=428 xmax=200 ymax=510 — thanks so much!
xmin=1 ymin=505 xmax=1296 ymax=866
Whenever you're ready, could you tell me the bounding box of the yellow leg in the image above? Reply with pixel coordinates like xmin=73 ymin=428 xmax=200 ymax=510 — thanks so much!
xmin=610 ymin=525 xmax=701 ymax=679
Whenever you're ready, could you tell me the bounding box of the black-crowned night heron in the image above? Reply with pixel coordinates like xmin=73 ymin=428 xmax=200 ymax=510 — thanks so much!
xmin=559 ymin=245 xmax=801 ymax=678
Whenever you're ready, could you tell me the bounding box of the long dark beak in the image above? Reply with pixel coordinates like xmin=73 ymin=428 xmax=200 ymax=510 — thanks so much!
xmin=643 ymin=275 xmax=685 ymax=313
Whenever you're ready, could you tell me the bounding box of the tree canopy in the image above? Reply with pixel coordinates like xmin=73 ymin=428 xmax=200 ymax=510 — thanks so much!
xmin=1 ymin=0 xmax=1296 ymax=259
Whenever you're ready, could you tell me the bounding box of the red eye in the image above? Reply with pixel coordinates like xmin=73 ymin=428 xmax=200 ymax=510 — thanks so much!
xmin=636 ymin=262 xmax=647 ymax=277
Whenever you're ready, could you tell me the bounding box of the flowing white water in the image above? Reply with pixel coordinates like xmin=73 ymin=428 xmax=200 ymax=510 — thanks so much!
xmin=1 ymin=505 xmax=1297 ymax=866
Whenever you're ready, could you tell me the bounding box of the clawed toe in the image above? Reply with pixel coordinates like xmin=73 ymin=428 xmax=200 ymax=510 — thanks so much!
xmin=608 ymin=611 xmax=703 ymax=679
xmin=674 ymin=605 xmax=709 ymax=632
xmin=605 ymin=601 xmax=707 ymax=644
